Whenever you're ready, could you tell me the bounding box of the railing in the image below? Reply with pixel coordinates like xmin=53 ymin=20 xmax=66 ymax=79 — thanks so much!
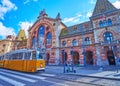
xmin=101 ymin=40 xmax=119 ymax=46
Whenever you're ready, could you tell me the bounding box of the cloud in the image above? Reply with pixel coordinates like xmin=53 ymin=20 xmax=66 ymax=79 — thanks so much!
xmin=0 ymin=0 xmax=17 ymax=20
xmin=19 ymin=21 xmax=33 ymax=38
xmin=86 ymin=11 xmax=92 ymax=17
xmin=23 ymin=0 xmax=30 ymax=5
xmin=89 ymin=0 xmax=96 ymax=4
xmin=33 ymin=0 xmax=38 ymax=2
xmin=0 ymin=22 xmax=16 ymax=39
xmin=112 ymin=0 xmax=120 ymax=9
xmin=62 ymin=13 xmax=82 ymax=24
xmin=23 ymin=0 xmax=38 ymax=4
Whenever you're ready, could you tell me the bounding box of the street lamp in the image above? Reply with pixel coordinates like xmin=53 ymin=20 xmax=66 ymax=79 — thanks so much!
xmin=62 ymin=49 xmax=66 ymax=73
xmin=82 ymin=48 xmax=86 ymax=66
xmin=81 ymin=25 xmax=86 ymax=66
xmin=71 ymin=47 xmax=74 ymax=72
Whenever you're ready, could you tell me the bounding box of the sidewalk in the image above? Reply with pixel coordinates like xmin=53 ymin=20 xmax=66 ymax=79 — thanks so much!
xmin=45 ymin=65 xmax=120 ymax=80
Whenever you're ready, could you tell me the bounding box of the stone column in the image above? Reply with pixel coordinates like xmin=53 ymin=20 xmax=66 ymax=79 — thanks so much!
xmin=96 ymin=45 xmax=101 ymax=66
xmin=94 ymin=29 xmax=101 ymax=66
xmin=55 ymin=20 xmax=61 ymax=65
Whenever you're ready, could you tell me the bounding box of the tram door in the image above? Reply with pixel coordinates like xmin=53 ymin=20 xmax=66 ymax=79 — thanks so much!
xmin=107 ymin=50 xmax=116 ymax=65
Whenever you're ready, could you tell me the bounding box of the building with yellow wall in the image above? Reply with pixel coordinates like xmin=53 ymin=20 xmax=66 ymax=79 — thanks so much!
xmin=0 ymin=35 xmax=15 ymax=55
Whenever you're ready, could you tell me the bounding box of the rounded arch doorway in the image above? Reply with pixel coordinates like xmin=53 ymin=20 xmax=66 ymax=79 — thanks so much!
xmin=73 ymin=51 xmax=79 ymax=65
xmin=86 ymin=51 xmax=93 ymax=65
xmin=46 ymin=53 xmax=50 ymax=65
xmin=107 ymin=50 xmax=116 ymax=65
xmin=62 ymin=52 xmax=67 ymax=64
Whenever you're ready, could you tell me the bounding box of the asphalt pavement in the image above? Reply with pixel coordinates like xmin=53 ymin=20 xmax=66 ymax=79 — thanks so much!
xmin=45 ymin=65 xmax=120 ymax=80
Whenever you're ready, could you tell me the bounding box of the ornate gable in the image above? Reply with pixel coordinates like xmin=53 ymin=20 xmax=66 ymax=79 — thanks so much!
xmin=92 ymin=0 xmax=117 ymax=17
xmin=16 ymin=29 xmax=26 ymax=41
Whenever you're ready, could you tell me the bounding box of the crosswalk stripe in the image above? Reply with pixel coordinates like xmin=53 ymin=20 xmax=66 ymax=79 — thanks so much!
xmin=0 ymin=71 xmax=36 ymax=83
xmin=42 ymin=79 xmax=69 ymax=86
xmin=40 ymin=73 xmax=55 ymax=77
xmin=0 ymin=69 xmax=69 ymax=86
xmin=0 ymin=69 xmax=46 ymax=80
xmin=0 ymin=75 xmax=25 ymax=86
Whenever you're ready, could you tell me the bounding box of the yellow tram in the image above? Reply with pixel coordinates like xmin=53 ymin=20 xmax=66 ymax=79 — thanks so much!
xmin=0 ymin=49 xmax=45 ymax=72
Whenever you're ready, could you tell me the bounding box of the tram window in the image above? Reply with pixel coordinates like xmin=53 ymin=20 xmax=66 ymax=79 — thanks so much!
xmin=38 ymin=54 xmax=43 ymax=59
xmin=11 ymin=54 xmax=13 ymax=60
xmin=24 ymin=52 xmax=31 ymax=60
xmin=32 ymin=51 xmax=36 ymax=60
xmin=12 ymin=54 xmax=18 ymax=60
xmin=5 ymin=55 xmax=9 ymax=60
xmin=9 ymin=54 xmax=12 ymax=60
xmin=2 ymin=56 xmax=4 ymax=60
xmin=18 ymin=53 xmax=23 ymax=59
xmin=11 ymin=54 xmax=14 ymax=60
xmin=0 ymin=56 xmax=1 ymax=60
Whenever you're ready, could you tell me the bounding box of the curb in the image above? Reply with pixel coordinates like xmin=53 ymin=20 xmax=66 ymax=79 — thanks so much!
xmin=65 ymin=73 xmax=120 ymax=81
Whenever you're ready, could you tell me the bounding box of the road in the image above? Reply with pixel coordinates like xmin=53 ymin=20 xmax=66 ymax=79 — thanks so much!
xmin=0 ymin=68 xmax=97 ymax=86
xmin=0 ymin=66 xmax=120 ymax=86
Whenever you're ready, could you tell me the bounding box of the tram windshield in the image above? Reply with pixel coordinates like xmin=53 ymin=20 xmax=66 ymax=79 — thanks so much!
xmin=36 ymin=51 xmax=44 ymax=59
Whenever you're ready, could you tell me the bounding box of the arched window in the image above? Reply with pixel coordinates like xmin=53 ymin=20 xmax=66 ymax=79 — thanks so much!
xmin=103 ymin=20 xmax=107 ymax=26
xmin=32 ymin=37 xmax=37 ymax=49
xmin=62 ymin=41 xmax=66 ymax=47
xmin=85 ymin=37 xmax=91 ymax=44
xmin=46 ymin=32 xmax=52 ymax=45
xmin=99 ymin=21 xmax=103 ymax=28
xmin=72 ymin=39 xmax=78 ymax=46
xmin=103 ymin=32 xmax=113 ymax=42
xmin=38 ymin=25 xmax=45 ymax=46
xmin=108 ymin=19 xmax=112 ymax=26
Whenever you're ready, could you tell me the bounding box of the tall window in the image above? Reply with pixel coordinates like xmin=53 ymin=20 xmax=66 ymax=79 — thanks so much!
xmin=99 ymin=21 xmax=103 ymax=28
xmin=38 ymin=25 xmax=45 ymax=46
xmin=104 ymin=32 xmax=113 ymax=42
xmin=62 ymin=41 xmax=66 ymax=47
xmin=46 ymin=32 xmax=52 ymax=45
xmin=85 ymin=37 xmax=91 ymax=44
xmin=103 ymin=20 xmax=107 ymax=26
xmin=72 ymin=39 xmax=78 ymax=46
xmin=32 ymin=37 xmax=37 ymax=49
xmin=108 ymin=19 xmax=112 ymax=26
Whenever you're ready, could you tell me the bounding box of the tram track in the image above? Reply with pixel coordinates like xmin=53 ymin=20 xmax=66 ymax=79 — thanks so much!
xmin=66 ymin=73 xmax=120 ymax=81
xmin=38 ymin=73 xmax=104 ymax=86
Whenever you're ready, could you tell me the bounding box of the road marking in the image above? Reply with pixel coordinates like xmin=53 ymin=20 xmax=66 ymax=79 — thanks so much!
xmin=42 ymin=79 xmax=69 ymax=86
xmin=40 ymin=73 xmax=55 ymax=77
xmin=0 ymin=71 xmax=36 ymax=83
xmin=0 ymin=75 xmax=25 ymax=86
xmin=0 ymin=69 xmax=69 ymax=86
xmin=0 ymin=69 xmax=46 ymax=80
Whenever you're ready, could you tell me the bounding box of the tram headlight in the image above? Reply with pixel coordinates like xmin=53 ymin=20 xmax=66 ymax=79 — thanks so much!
xmin=40 ymin=64 xmax=43 ymax=67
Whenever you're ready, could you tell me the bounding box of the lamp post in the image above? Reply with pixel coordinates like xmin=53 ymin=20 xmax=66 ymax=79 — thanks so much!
xmin=71 ymin=46 xmax=74 ymax=72
xmin=62 ymin=49 xmax=65 ymax=73
xmin=83 ymin=48 xmax=86 ymax=66
xmin=81 ymin=25 xmax=86 ymax=66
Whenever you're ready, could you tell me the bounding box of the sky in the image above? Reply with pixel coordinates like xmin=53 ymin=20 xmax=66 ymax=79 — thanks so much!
xmin=0 ymin=0 xmax=120 ymax=39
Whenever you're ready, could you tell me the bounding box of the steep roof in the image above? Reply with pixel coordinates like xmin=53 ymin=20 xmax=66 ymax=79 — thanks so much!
xmin=16 ymin=29 xmax=26 ymax=41
xmin=92 ymin=0 xmax=117 ymax=16
xmin=60 ymin=21 xmax=93 ymax=38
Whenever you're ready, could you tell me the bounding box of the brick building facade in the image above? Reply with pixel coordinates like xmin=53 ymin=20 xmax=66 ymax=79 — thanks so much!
xmin=28 ymin=0 xmax=120 ymax=66
xmin=28 ymin=10 xmax=66 ymax=64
